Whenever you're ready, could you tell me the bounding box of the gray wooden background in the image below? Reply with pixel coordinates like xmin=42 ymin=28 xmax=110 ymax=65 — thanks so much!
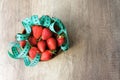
xmin=0 ymin=0 xmax=120 ymax=80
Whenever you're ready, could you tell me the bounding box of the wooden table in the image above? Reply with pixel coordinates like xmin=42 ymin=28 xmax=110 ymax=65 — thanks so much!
xmin=0 ymin=0 xmax=120 ymax=80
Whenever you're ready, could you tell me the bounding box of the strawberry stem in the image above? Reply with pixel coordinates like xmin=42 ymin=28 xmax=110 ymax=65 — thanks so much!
xmin=51 ymin=50 xmax=57 ymax=54
xmin=57 ymin=33 xmax=65 ymax=38
xmin=60 ymin=33 xmax=65 ymax=37
xmin=38 ymin=37 xmax=42 ymax=41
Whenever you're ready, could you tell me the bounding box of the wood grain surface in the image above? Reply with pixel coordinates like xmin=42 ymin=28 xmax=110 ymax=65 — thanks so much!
xmin=0 ymin=0 xmax=120 ymax=80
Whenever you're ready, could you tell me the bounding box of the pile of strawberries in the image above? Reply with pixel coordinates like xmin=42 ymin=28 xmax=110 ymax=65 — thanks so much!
xmin=19 ymin=25 xmax=65 ymax=61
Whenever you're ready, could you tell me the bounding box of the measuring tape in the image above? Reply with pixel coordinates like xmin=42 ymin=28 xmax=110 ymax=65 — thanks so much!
xmin=8 ymin=15 xmax=69 ymax=67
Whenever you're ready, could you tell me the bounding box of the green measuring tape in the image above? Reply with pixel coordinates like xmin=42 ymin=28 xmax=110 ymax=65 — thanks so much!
xmin=8 ymin=15 xmax=69 ymax=67
xmin=8 ymin=41 xmax=31 ymax=59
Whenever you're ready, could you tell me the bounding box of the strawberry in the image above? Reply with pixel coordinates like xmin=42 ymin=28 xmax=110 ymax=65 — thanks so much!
xmin=57 ymin=36 xmax=65 ymax=46
xmin=19 ymin=40 xmax=26 ymax=48
xmin=47 ymin=37 xmax=57 ymax=50
xmin=41 ymin=50 xmax=52 ymax=61
xmin=32 ymin=25 xmax=43 ymax=39
xmin=37 ymin=40 xmax=46 ymax=52
xmin=28 ymin=36 xmax=37 ymax=46
xmin=29 ymin=47 xmax=40 ymax=59
xmin=42 ymin=28 xmax=52 ymax=40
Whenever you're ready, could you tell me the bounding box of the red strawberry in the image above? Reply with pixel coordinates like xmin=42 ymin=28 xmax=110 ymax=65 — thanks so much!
xmin=47 ymin=37 xmax=57 ymax=50
xmin=41 ymin=50 xmax=52 ymax=61
xmin=29 ymin=47 xmax=40 ymax=59
xmin=32 ymin=25 xmax=43 ymax=39
xmin=19 ymin=40 xmax=26 ymax=48
xmin=42 ymin=28 xmax=52 ymax=40
xmin=37 ymin=40 xmax=46 ymax=52
xmin=57 ymin=36 xmax=65 ymax=46
xmin=28 ymin=36 xmax=37 ymax=46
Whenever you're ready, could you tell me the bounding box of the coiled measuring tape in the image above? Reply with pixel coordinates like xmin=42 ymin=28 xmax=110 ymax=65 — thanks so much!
xmin=8 ymin=15 xmax=69 ymax=67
